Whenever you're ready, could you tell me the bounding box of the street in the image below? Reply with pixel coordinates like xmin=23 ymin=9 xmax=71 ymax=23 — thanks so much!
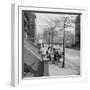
xmin=24 ymin=41 xmax=80 ymax=77
xmin=23 ymin=11 xmax=81 ymax=77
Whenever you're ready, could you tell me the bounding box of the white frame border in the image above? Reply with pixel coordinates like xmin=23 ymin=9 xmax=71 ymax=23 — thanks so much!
xmin=11 ymin=4 xmax=87 ymax=87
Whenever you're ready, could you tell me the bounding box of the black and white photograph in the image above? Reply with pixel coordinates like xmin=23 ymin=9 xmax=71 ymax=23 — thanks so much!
xmin=22 ymin=10 xmax=81 ymax=78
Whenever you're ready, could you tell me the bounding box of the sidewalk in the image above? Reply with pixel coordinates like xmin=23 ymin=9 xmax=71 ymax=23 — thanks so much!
xmin=49 ymin=48 xmax=80 ymax=76
xmin=49 ymin=64 xmax=79 ymax=76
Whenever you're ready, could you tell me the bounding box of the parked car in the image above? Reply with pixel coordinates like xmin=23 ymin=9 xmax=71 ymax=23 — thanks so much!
xmin=65 ymin=41 xmax=71 ymax=48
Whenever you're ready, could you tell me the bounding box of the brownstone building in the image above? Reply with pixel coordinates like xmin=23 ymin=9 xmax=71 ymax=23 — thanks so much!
xmin=23 ymin=11 xmax=36 ymax=43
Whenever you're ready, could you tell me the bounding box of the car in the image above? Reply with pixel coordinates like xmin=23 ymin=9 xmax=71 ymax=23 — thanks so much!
xmin=65 ymin=41 xmax=71 ymax=48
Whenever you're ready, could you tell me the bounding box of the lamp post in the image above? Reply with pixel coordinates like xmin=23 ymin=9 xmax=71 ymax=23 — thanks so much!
xmin=62 ymin=17 xmax=73 ymax=68
xmin=62 ymin=17 xmax=67 ymax=68
xmin=49 ymin=30 xmax=51 ymax=47
xmin=62 ymin=21 xmax=65 ymax=68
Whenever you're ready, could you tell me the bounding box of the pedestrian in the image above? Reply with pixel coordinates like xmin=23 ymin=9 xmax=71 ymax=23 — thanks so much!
xmin=50 ymin=48 xmax=54 ymax=64
xmin=55 ymin=50 xmax=59 ymax=65
xmin=53 ymin=48 xmax=57 ymax=64
xmin=46 ymin=47 xmax=51 ymax=61
xmin=40 ymin=44 xmax=46 ymax=60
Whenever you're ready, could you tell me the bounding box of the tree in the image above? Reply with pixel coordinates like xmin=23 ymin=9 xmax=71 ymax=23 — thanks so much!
xmin=43 ymin=16 xmax=76 ymax=68
xmin=75 ymin=15 xmax=80 ymax=48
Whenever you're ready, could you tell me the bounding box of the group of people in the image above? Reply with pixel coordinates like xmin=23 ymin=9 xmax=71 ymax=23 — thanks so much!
xmin=40 ymin=44 xmax=63 ymax=65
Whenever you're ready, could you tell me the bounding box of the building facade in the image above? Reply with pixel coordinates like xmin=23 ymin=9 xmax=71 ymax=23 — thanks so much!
xmin=23 ymin=11 xmax=36 ymax=43
xmin=75 ymin=15 xmax=80 ymax=48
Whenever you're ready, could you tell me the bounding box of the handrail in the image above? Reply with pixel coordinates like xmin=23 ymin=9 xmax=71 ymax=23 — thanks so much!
xmin=25 ymin=40 xmax=39 ymax=52
xmin=24 ymin=41 xmax=39 ymax=54
xmin=24 ymin=41 xmax=42 ymax=61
